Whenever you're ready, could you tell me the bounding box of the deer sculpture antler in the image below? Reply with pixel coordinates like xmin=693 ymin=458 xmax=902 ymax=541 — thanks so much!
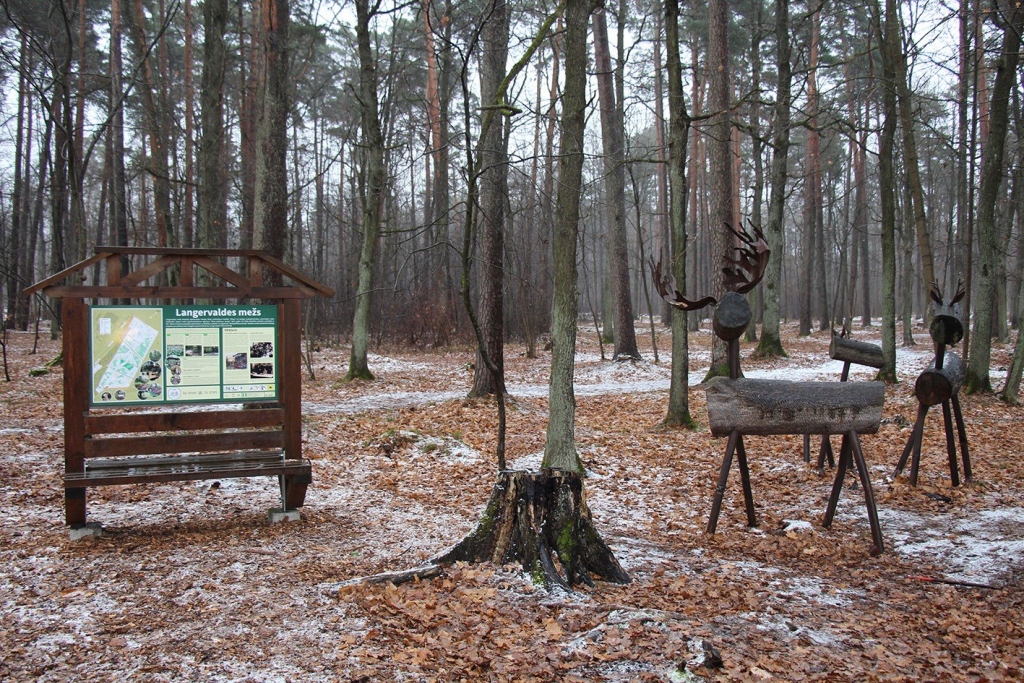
xmin=651 ymin=257 xmax=718 ymax=311
xmin=652 ymin=222 xmax=770 ymax=312
xmin=929 ymin=280 xmax=966 ymax=307
xmin=722 ymin=222 xmax=770 ymax=294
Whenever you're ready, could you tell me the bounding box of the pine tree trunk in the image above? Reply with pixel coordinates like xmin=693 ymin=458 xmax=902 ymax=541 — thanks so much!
xmin=469 ymin=0 xmax=510 ymax=398
xmin=755 ymin=0 xmax=790 ymax=359
xmin=199 ymin=0 xmax=228 ymax=255
xmin=252 ymin=0 xmax=291 ymax=283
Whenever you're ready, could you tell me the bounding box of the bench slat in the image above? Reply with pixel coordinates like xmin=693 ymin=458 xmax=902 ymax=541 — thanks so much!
xmin=85 ymin=408 xmax=284 ymax=435
xmin=84 ymin=430 xmax=284 ymax=458
xmin=65 ymin=453 xmax=311 ymax=488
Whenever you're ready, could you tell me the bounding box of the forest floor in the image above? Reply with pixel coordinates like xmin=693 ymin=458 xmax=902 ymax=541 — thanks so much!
xmin=2 ymin=321 xmax=1023 ymax=682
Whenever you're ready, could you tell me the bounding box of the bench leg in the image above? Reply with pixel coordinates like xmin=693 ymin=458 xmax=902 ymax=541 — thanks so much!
xmin=951 ymin=394 xmax=971 ymax=481
xmin=941 ymin=400 xmax=961 ymax=487
xmin=823 ymin=433 xmax=852 ymax=529
xmin=736 ymin=435 xmax=757 ymax=527
xmin=849 ymin=431 xmax=884 ymax=555
xmin=66 ymin=488 xmax=87 ymax=527
xmin=280 ymin=473 xmax=310 ymax=510
xmin=803 ymin=434 xmax=810 ymax=463
xmin=707 ymin=430 xmax=740 ymax=534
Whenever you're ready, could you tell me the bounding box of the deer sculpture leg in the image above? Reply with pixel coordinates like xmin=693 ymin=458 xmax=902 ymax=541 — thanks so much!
xmin=707 ymin=429 xmax=740 ymax=534
xmin=823 ymin=433 xmax=852 ymax=529
xmin=894 ymin=403 xmax=928 ymax=480
xmin=848 ymin=431 xmax=884 ymax=555
xmin=735 ymin=434 xmax=757 ymax=527
xmin=941 ymin=400 xmax=961 ymax=487
xmin=951 ymin=394 xmax=972 ymax=480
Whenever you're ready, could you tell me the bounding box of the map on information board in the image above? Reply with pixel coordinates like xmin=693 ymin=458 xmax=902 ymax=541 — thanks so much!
xmin=91 ymin=308 xmax=164 ymax=404
xmin=90 ymin=305 xmax=278 ymax=406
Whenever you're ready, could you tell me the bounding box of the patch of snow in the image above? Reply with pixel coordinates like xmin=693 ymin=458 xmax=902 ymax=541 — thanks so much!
xmin=507 ymin=451 xmax=543 ymax=471
xmin=882 ymin=505 xmax=1024 ymax=585
xmin=781 ymin=520 xmax=814 ymax=534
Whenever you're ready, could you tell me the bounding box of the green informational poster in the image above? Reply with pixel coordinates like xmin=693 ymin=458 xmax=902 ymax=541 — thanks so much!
xmin=90 ymin=305 xmax=278 ymax=406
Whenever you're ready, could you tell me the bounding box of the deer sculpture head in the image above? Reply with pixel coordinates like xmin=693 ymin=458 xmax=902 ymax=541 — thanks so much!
xmin=652 ymin=223 xmax=769 ymax=379
xmin=928 ymin=280 xmax=965 ymax=349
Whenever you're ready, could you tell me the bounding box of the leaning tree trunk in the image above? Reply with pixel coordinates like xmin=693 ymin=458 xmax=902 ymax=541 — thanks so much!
xmin=437 ymin=470 xmax=629 ymax=588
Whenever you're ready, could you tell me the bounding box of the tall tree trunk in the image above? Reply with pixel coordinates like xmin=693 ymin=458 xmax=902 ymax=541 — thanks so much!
xmin=540 ymin=20 xmax=561 ymax=334
xmin=183 ymin=0 xmax=196 ymax=247
xmin=663 ymin=0 xmax=694 ymax=427
xmin=8 ymin=33 xmax=28 ymax=329
xmin=800 ymin=4 xmax=821 ymax=336
xmin=110 ymin=0 xmax=129 ymax=264
xmin=126 ymin=0 xmax=174 ymax=249
xmin=653 ymin=11 xmax=671 ymax=325
xmin=198 ymin=0 xmax=228 ymax=254
xmin=252 ymin=0 xmax=291 ymax=282
xmin=238 ymin=2 xmax=258 ymax=251
xmin=704 ymin=0 xmax=734 ymax=378
xmin=900 ymin=179 xmax=917 ymax=345
xmin=347 ymin=0 xmax=387 ymax=381
xmin=966 ymin=0 xmax=1024 ymax=393
xmin=592 ymin=7 xmax=639 ymax=361
xmin=543 ymin=0 xmax=594 ymax=472
xmin=423 ymin=0 xmax=441 ymax=229
xmin=755 ymin=0 xmax=790 ymax=359
xmin=892 ymin=5 xmax=937 ymax=311
xmin=875 ymin=0 xmax=899 ymax=382
xmin=469 ymin=0 xmax=510 ymax=397
xmin=746 ymin=1 xmax=765 ymax=343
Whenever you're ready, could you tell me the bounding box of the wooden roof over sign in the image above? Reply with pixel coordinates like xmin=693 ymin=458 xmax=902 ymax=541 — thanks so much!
xmin=25 ymin=247 xmax=334 ymax=301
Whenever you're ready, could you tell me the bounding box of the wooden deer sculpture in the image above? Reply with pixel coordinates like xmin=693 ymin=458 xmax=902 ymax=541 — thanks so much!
xmin=653 ymin=224 xmax=886 ymax=555
xmin=893 ymin=282 xmax=972 ymax=486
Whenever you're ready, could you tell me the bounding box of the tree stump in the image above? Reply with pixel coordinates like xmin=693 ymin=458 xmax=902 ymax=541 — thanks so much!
xmin=436 ymin=469 xmax=630 ymax=589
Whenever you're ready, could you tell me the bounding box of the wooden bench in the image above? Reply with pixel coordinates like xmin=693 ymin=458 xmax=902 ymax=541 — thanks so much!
xmin=65 ymin=406 xmax=312 ymax=526
xmin=706 ymin=377 xmax=886 ymax=555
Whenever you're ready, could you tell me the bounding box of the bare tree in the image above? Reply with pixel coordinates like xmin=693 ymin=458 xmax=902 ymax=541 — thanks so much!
xmin=592 ymin=6 xmax=640 ymax=361
xmin=967 ymin=0 xmax=1024 ymax=393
